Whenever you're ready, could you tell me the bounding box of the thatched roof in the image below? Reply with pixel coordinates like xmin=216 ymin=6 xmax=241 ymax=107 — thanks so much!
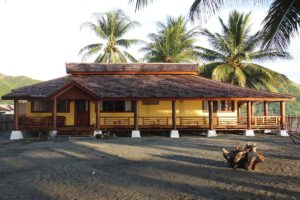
xmin=2 ymin=74 xmax=293 ymax=100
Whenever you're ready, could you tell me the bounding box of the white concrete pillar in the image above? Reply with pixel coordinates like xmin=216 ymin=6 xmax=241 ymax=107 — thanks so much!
xmin=207 ymin=130 xmax=217 ymax=137
xmin=131 ymin=130 xmax=141 ymax=138
xmin=277 ymin=130 xmax=289 ymax=137
xmin=10 ymin=131 xmax=23 ymax=140
xmin=170 ymin=130 xmax=179 ymax=138
xmin=244 ymin=130 xmax=255 ymax=137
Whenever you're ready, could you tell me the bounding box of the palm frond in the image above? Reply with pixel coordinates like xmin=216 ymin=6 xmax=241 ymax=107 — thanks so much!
xmin=123 ymin=50 xmax=138 ymax=63
xmin=262 ymin=0 xmax=300 ymax=51
xmin=196 ymin=46 xmax=226 ymax=61
xmin=248 ymin=49 xmax=292 ymax=62
xmin=78 ymin=43 xmax=103 ymax=61
xmin=129 ymin=0 xmax=153 ymax=11
xmin=198 ymin=62 xmax=224 ymax=78
xmin=211 ymin=63 xmax=235 ymax=83
xmin=116 ymin=39 xmax=145 ymax=48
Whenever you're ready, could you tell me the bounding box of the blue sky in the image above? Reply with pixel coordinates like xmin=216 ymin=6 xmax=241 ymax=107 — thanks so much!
xmin=0 ymin=0 xmax=299 ymax=83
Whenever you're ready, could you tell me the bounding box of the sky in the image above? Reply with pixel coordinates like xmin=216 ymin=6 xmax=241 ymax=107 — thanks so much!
xmin=0 ymin=0 xmax=299 ymax=83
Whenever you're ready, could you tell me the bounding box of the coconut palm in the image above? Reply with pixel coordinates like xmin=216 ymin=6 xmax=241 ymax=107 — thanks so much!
xmin=197 ymin=10 xmax=292 ymax=92
xmin=79 ymin=10 xmax=142 ymax=63
xmin=142 ymin=16 xmax=200 ymax=63
xmin=130 ymin=0 xmax=300 ymax=51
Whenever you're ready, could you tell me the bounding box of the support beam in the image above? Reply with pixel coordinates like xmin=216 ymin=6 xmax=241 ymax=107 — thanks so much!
xmin=95 ymin=100 xmax=100 ymax=130
xmin=263 ymin=101 xmax=269 ymax=116
xmin=93 ymin=100 xmax=102 ymax=136
xmin=134 ymin=100 xmax=139 ymax=130
xmin=50 ymin=98 xmax=57 ymax=137
xmin=247 ymin=101 xmax=252 ymax=130
xmin=13 ymin=100 xmax=19 ymax=131
xmin=172 ymin=100 xmax=176 ymax=130
xmin=52 ymin=98 xmax=57 ymax=130
xmin=170 ymin=100 xmax=179 ymax=138
xmin=208 ymin=101 xmax=214 ymax=130
xmin=280 ymin=101 xmax=286 ymax=130
xmin=132 ymin=100 xmax=141 ymax=138
xmin=11 ymin=100 xmax=23 ymax=140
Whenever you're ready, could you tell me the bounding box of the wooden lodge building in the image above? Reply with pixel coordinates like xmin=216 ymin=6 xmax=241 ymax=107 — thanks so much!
xmin=2 ymin=63 xmax=294 ymax=139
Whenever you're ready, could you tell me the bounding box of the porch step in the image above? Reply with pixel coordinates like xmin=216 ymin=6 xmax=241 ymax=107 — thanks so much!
xmin=57 ymin=127 xmax=94 ymax=137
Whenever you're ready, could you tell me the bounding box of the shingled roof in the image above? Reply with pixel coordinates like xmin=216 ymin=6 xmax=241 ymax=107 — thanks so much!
xmin=2 ymin=72 xmax=293 ymax=100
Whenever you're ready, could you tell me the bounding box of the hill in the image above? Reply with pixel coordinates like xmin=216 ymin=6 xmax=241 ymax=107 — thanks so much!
xmin=0 ymin=73 xmax=41 ymax=104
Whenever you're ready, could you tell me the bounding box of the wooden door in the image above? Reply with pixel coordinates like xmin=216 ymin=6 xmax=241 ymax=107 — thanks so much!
xmin=75 ymin=100 xmax=90 ymax=126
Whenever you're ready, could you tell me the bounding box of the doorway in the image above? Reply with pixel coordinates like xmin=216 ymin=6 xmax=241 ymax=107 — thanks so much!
xmin=75 ymin=99 xmax=90 ymax=126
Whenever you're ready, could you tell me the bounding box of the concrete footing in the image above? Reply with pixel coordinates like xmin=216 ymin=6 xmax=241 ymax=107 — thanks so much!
xmin=277 ymin=130 xmax=289 ymax=137
xmin=244 ymin=130 xmax=255 ymax=137
xmin=131 ymin=130 xmax=141 ymax=138
xmin=10 ymin=131 xmax=24 ymax=140
xmin=264 ymin=129 xmax=272 ymax=134
xmin=207 ymin=130 xmax=217 ymax=137
xmin=93 ymin=130 xmax=102 ymax=137
xmin=49 ymin=130 xmax=57 ymax=137
xmin=170 ymin=130 xmax=179 ymax=138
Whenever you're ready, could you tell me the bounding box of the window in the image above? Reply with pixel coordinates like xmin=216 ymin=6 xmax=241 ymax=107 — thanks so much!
xmin=32 ymin=100 xmax=51 ymax=112
xmin=102 ymin=101 xmax=132 ymax=112
xmin=202 ymin=100 xmax=235 ymax=112
xmin=32 ymin=100 xmax=70 ymax=113
xmin=142 ymin=100 xmax=159 ymax=105
xmin=57 ymin=100 xmax=70 ymax=113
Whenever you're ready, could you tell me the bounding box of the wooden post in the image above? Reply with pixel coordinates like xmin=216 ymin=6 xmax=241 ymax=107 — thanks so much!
xmin=280 ymin=101 xmax=286 ymax=130
xmin=172 ymin=100 xmax=176 ymax=130
xmin=247 ymin=101 xmax=252 ymax=130
xmin=208 ymin=101 xmax=214 ymax=130
xmin=52 ymin=98 xmax=57 ymax=130
xmin=134 ymin=100 xmax=139 ymax=130
xmin=95 ymin=100 xmax=100 ymax=130
xmin=264 ymin=101 xmax=268 ymax=116
xmin=13 ymin=100 xmax=19 ymax=131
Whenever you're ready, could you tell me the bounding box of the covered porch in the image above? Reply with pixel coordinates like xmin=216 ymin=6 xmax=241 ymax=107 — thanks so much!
xmin=12 ymin=98 xmax=287 ymax=137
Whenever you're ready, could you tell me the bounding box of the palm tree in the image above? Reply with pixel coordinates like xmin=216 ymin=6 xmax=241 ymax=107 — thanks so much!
xmin=197 ymin=10 xmax=291 ymax=92
xmin=130 ymin=0 xmax=300 ymax=51
xmin=79 ymin=10 xmax=142 ymax=63
xmin=142 ymin=16 xmax=200 ymax=63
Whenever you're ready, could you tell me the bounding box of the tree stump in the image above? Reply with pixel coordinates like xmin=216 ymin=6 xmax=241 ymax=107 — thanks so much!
xmin=223 ymin=143 xmax=265 ymax=170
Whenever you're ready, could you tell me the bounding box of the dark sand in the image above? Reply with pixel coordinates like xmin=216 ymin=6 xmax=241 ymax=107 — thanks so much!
xmin=0 ymin=132 xmax=299 ymax=200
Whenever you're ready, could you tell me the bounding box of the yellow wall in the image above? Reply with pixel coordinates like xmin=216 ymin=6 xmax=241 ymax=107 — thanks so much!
xmin=25 ymin=100 xmax=75 ymax=125
xmin=24 ymin=100 xmax=238 ymax=127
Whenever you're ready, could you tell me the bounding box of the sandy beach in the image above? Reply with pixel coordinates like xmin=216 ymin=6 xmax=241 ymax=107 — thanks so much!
xmin=0 ymin=132 xmax=299 ymax=200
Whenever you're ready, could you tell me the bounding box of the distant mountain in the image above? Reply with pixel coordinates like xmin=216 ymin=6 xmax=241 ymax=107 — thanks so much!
xmin=0 ymin=72 xmax=299 ymax=115
xmin=0 ymin=73 xmax=41 ymax=104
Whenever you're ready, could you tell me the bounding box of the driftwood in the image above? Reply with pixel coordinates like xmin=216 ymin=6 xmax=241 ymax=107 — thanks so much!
xmin=223 ymin=143 xmax=265 ymax=170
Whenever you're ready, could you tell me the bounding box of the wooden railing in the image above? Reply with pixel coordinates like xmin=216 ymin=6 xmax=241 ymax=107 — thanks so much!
xmin=178 ymin=117 xmax=209 ymax=128
xmin=103 ymin=117 xmax=131 ymax=126
xmin=216 ymin=116 xmax=281 ymax=129
xmin=140 ymin=117 xmax=170 ymax=126
xmin=15 ymin=115 xmax=282 ymax=130
xmin=18 ymin=116 xmax=66 ymax=130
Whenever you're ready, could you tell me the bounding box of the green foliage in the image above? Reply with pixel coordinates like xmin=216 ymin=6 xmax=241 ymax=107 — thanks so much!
xmin=198 ymin=10 xmax=291 ymax=93
xmin=142 ymin=16 xmax=200 ymax=63
xmin=0 ymin=73 xmax=40 ymax=104
xmin=79 ymin=9 xmax=143 ymax=63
